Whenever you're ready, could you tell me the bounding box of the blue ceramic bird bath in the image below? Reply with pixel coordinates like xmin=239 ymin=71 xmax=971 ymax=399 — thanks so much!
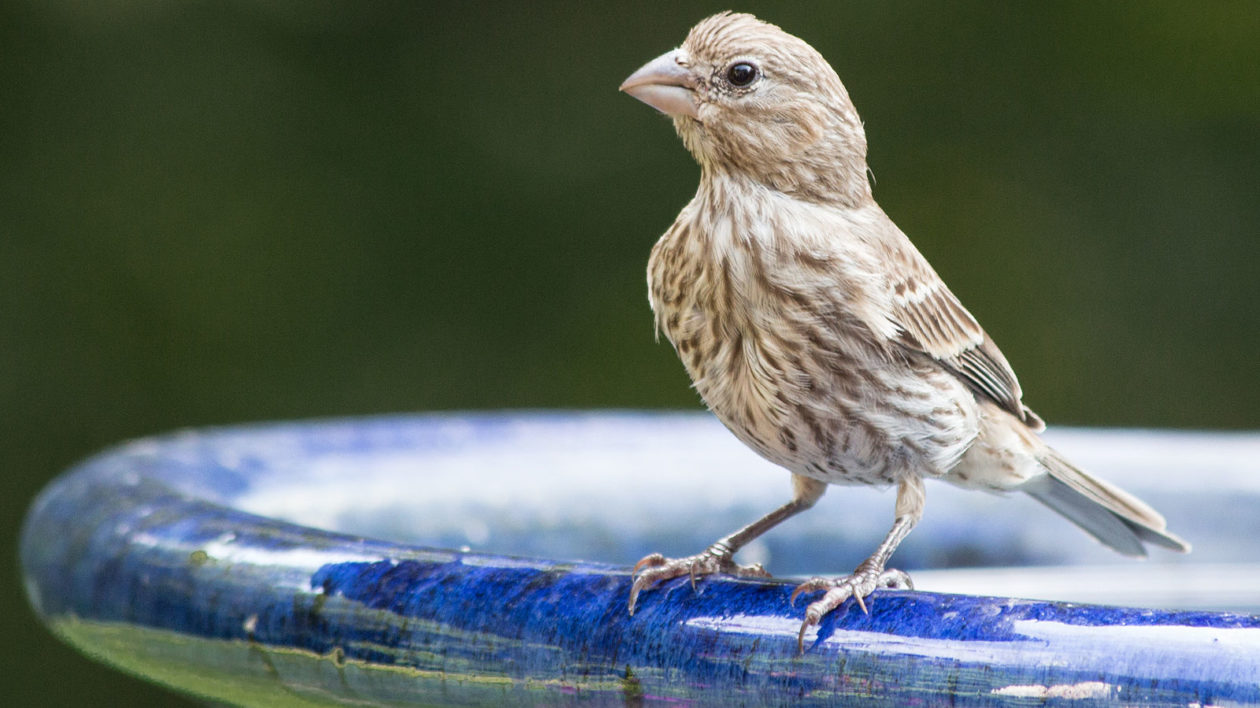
xmin=19 ymin=412 xmax=1260 ymax=706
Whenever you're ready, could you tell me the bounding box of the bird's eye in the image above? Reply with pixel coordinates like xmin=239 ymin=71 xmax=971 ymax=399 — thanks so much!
xmin=726 ymin=62 xmax=758 ymax=87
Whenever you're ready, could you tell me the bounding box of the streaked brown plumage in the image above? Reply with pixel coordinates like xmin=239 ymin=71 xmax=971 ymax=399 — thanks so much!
xmin=620 ymin=12 xmax=1189 ymax=648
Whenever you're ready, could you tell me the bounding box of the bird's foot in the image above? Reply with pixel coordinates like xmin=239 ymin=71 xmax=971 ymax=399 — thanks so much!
xmin=790 ymin=561 xmax=913 ymax=652
xmin=628 ymin=542 xmax=770 ymax=615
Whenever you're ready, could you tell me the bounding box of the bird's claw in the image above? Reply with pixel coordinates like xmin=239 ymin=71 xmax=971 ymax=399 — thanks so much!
xmin=627 ymin=545 xmax=770 ymax=615
xmin=632 ymin=553 xmax=667 ymax=575
xmin=791 ymin=564 xmax=912 ymax=653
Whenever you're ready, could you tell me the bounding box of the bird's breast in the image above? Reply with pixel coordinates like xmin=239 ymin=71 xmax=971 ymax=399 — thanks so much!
xmin=648 ymin=207 xmax=980 ymax=485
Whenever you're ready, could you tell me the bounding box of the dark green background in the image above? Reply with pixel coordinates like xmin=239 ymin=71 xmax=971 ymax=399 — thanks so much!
xmin=5 ymin=2 xmax=1257 ymax=705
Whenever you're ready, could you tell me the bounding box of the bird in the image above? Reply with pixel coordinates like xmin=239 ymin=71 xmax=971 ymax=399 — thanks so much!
xmin=618 ymin=11 xmax=1189 ymax=649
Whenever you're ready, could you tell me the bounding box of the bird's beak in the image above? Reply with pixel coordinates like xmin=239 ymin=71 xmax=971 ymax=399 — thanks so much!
xmin=619 ymin=49 xmax=698 ymax=119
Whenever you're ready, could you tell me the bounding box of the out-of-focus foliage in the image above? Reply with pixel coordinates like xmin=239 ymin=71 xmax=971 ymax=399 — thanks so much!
xmin=4 ymin=2 xmax=1256 ymax=704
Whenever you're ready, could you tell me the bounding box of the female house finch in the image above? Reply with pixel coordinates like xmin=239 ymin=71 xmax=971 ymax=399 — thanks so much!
xmin=620 ymin=12 xmax=1188 ymax=646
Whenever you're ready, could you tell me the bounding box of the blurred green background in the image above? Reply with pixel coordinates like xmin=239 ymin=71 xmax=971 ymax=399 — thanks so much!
xmin=4 ymin=1 xmax=1257 ymax=704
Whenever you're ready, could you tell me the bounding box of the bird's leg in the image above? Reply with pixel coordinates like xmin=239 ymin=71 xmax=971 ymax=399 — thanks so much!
xmin=628 ymin=475 xmax=826 ymax=615
xmin=791 ymin=475 xmax=924 ymax=651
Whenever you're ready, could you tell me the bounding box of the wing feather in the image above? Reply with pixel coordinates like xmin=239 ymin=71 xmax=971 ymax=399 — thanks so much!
xmin=885 ymin=244 xmax=1044 ymax=430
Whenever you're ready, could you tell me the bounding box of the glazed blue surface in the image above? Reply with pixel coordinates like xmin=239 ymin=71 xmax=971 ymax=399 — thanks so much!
xmin=20 ymin=413 xmax=1260 ymax=705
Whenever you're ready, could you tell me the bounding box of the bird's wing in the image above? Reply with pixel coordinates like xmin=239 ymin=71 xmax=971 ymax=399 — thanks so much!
xmin=883 ymin=242 xmax=1044 ymax=430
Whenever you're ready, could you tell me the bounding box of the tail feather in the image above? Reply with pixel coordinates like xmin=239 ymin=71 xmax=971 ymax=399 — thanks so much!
xmin=1023 ymin=447 xmax=1190 ymax=556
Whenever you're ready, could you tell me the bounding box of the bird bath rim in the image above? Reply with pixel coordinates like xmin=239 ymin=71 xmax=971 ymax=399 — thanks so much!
xmin=20 ymin=411 xmax=1260 ymax=706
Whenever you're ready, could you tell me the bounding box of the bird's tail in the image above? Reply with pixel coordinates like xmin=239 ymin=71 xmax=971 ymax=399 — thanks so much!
xmin=1022 ymin=447 xmax=1190 ymax=557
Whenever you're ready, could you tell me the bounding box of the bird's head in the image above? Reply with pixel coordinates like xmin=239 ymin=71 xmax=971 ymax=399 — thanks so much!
xmin=621 ymin=12 xmax=872 ymax=206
